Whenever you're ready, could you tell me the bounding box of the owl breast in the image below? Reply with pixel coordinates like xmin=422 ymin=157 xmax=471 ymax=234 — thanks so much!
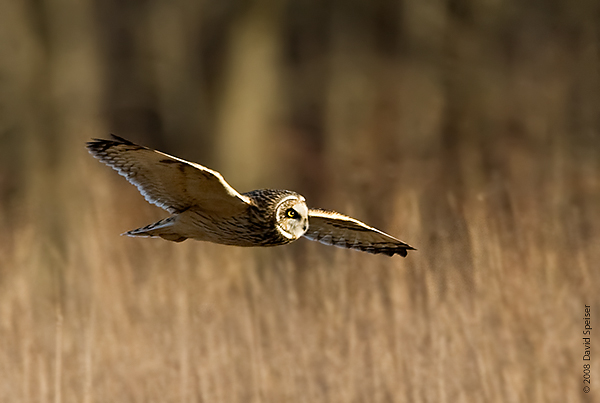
xmin=178 ymin=205 xmax=293 ymax=247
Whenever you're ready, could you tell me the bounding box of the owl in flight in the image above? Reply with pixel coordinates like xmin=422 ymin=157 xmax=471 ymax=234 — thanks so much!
xmin=87 ymin=135 xmax=415 ymax=257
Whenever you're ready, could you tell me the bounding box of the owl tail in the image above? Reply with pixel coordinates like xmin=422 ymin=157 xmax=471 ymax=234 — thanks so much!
xmin=123 ymin=216 xmax=188 ymax=242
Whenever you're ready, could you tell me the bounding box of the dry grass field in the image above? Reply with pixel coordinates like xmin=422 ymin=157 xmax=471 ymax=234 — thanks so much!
xmin=1 ymin=1 xmax=599 ymax=402
xmin=0 ymin=135 xmax=598 ymax=402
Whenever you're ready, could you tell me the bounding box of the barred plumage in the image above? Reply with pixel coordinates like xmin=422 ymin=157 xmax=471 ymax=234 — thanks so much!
xmin=87 ymin=135 xmax=415 ymax=257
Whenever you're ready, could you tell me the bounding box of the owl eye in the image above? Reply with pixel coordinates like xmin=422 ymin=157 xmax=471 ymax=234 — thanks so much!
xmin=286 ymin=208 xmax=299 ymax=219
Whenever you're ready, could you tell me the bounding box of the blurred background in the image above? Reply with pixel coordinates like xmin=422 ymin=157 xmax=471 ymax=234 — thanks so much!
xmin=0 ymin=0 xmax=599 ymax=402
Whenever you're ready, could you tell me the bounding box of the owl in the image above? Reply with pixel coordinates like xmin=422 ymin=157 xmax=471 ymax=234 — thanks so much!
xmin=87 ymin=135 xmax=415 ymax=257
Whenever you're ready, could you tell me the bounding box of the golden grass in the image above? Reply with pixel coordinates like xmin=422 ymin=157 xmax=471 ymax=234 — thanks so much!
xmin=0 ymin=138 xmax=597 ymax=403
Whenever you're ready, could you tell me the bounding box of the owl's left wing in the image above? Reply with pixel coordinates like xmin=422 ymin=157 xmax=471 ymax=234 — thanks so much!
xmin=303 ymin=209 xmax=415 ymax=257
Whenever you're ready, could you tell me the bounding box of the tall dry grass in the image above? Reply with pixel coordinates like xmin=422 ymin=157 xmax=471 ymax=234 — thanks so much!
xmin=0 ymin=134 xmax=597 ymax=403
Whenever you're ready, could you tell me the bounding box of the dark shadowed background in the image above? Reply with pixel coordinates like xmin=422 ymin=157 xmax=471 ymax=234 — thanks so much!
xmin=0 ymin=1 xmax=598 ymax=402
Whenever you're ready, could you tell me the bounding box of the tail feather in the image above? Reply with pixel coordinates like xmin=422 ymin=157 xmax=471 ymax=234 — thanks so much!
xmin=124 ymin=216 xmax=188 ymax=242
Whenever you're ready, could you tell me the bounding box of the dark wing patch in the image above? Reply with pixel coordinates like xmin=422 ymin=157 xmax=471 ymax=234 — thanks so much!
xmin=304 ymin=209 xmax=415 ymax=257
xmin=87 ymin=135 xmax=251 ymax=214
xmin=159 ymin=159 xmax=179 ymax=164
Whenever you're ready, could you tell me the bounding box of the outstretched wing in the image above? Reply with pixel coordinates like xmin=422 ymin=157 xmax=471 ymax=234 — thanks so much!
xmin=87 ymin=135 xmax=251 ymax=214
xmin=304 ymin=209 xmax=415 ymax=257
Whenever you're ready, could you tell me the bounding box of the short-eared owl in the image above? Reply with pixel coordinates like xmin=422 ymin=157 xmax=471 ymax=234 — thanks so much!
xmin=87 ymin=135 xmax=415 ymax=257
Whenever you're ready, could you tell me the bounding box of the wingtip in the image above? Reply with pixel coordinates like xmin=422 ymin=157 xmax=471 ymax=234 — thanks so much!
xmin=394 ymin=248 xmax=408 ymax=258
xmin=109 ymin=133 xmax=135 ymax=144
xmin=86 ymin=138 xmax=106 ymax=155
xmin=388 ymin=245 xmax=416 ymax=258
xmin=361 ymin=244 xmax=415 ymax=257
xmin=86 ymin=134 xmax=142 ymax=154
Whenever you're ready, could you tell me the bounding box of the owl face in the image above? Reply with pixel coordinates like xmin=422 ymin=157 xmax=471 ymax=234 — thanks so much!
xmin=274 ymin=195 xmax=309 ymax=240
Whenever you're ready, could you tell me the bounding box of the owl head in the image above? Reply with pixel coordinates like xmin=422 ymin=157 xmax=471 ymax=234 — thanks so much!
xmin=274 ymin=194 xmax=309 ymax=240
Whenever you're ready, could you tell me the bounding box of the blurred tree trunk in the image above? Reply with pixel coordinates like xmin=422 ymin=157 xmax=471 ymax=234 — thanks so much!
xmin=146 ymin=0 xmax=208 ymax=153
xmin=215 ymin=0 xmax=285 ymax=191
xmin=0 ymin=0 xmax=47 ymax=221
xmin=0 ymin=0 xmax=105 ymax=235
xmin=40 ymin=0 xmax=105 ymax=250
xmin=324 ymin=2 xmax=376 ymax=201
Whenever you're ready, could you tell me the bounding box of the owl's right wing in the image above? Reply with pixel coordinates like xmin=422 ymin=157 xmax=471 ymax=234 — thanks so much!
xmin=87 ymin=135 xmax=252 ymax=214
xmin=304 ymin=209 xmax=415 ymax=257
